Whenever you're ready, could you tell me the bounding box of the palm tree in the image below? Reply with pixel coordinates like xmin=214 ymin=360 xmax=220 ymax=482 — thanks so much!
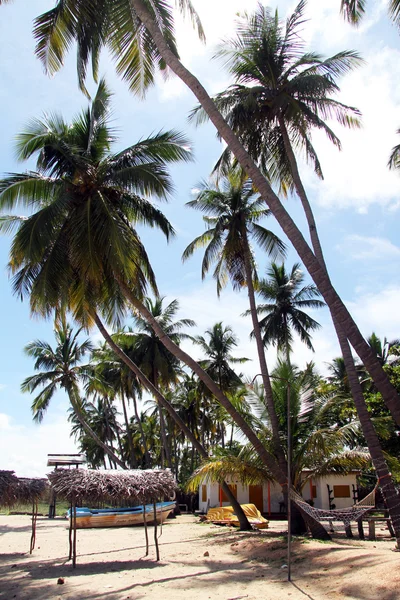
xmin=120 ymin=296 xmax=195 ymax=468
xmin=0 ymin=78 xmax=289 ymax=490
xmin=340 ymin=0 xmax=400 ymax=26
xmin=368 ymin=333 xmax=400 ymax=367
xmin=183 ymin=172 xmax=287 ymax=470
xmin=199 ymin=3 xmax=400 ymax=542
xmin=22 ymin=321 xmax=126 ymax=467
xmin=255 ymin=262 xmax=325 ymax=361
xmin=30 ymin=0 xmax=400 ymax=433
xmin=193 ymin=322 xmax=249 ymax=448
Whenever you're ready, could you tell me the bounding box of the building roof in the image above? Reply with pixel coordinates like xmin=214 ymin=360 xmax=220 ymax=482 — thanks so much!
xmin=47 ymin=454 xmax=87 ymax=467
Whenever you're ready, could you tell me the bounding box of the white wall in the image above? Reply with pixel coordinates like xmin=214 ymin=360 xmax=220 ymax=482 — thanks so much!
xmin=198 ymin=473 xmax=359 ymax=513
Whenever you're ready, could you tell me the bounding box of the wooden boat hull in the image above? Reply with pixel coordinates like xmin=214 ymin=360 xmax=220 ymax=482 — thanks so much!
xmin=68 ymin=502 xmax=175 ymax=529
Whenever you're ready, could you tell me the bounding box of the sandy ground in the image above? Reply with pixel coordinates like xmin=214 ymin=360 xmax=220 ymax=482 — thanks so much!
xmin=0 ymin=514 xmax=399 ymax=600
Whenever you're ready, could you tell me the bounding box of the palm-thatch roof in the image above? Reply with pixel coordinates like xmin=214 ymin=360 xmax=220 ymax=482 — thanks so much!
xmin=47 ymin=468 xmax=176 ymax=504
xmin=0 ymin=470 xmax=48 ymax=507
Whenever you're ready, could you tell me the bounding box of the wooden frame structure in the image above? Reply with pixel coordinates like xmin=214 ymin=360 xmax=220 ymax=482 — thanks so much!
xmin=48 ymin=468 xmax=176 ymax=567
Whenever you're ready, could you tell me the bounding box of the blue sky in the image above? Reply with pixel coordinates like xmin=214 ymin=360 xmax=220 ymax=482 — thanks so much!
xmin=0 ymin=0 xmax=399 ymax=476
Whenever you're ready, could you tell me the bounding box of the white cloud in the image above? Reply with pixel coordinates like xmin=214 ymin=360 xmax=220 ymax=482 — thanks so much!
xmin=0 ymin=414 xmax=78 ymax=478
xmin=347 ymin=285 xmax=400 ymax=339
xmin=338 ymin=234 xmax=400 ymax=260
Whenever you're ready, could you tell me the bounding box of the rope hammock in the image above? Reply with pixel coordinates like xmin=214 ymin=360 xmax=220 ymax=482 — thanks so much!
xmin=289 ymin=486 xmax=377 ymax=527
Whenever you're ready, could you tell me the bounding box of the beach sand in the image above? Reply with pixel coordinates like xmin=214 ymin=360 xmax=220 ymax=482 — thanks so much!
xmin=0 ymin=513 xmax=399 ymax=599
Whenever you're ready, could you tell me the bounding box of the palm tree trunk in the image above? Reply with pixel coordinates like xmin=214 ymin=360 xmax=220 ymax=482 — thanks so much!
xmin=278 ymin=117 xmax=400 ymax=545
xmin=94 ymin=312 xmax=253 ymax=529
xmin=241 ymin=226 xmax=287 ymax=473
xmin=132 ymin=394 xmax=151 ymax=468
xmin=129 ymin=0 xmax=400 ymax=427
xmin=121 ymin=390 xmax=137 ymax=468
xmin=67 ymin=386 xmax=126 ymax=469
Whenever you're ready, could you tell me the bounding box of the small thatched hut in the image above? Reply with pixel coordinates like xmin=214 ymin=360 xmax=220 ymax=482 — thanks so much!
xmin=48 ymin=468 xmax=177 ymax=566
xmin=0 ymin=470 xmax=48 ymax=552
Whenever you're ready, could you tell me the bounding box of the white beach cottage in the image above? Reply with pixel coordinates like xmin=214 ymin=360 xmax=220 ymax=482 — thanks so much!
xmin=198 ymin=471 xmax=360 ymax=515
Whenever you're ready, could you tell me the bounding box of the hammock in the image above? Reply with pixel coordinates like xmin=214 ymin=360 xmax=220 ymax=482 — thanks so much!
xmin=289 ymin=487 xmax=377 ymax=527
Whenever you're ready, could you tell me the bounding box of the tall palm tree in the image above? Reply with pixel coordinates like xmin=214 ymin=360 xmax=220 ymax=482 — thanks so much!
xmin=183 ymin=173 xmax=287 ymax=471
xmin=0 ymin=79 xmax=288 ymax=490
xmin=255 ymin=262 xmax=325 ymax=361
xmin=30 ymin=0 xmax=400 ymax=434
xmin=120 ymin=296 xmax=195 ymax=468
xmin=193 ymin=322 xmax=249 ymax=448
xmin=22 ymin=322 xmax=126 ymax=467
xmin=194 ymin=2 xmax=400 ymax=543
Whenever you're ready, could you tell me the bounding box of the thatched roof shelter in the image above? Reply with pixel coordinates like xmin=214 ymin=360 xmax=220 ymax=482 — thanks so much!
xmin=47 ymin=468 xmax=177 ymax=567
xmin=0 ymin=470 xmax=47 ymax=507
xmin=47 ymin=468 xmax=176 ymax=504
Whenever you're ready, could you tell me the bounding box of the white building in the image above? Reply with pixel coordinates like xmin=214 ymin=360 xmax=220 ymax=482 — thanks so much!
xmin=198 ymin=471 xmax=360 ymax=515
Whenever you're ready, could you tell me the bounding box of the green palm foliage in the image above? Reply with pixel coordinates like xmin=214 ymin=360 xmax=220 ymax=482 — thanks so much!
xmin=340 ymin=0 xmax=400 ymax=26
xmin=22 ymin=323 xmax=93 ymax=423
xmin=182 ymin=172 xmax=285 ymax=294
xmin=193 ymin=322 xmax=248 ymax=393
xmin=190 ymin=0 xmax=362 ymax=188
xmin=0 ymin=80 xmax=191 ymax=327
xmin=124 ymin=297 xmax=195 ymax=387
xmin=188 ymin=361 xmax=371 ymax=494
xmin=255 ymin=262 xmax=325 ymax=356
xmin=33 ymin=0 xmax=204 ymax=96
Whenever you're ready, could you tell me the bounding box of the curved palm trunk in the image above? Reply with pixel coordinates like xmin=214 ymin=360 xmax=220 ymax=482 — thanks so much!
xmin=94 ymin=312 xmax=252 ymax=530
xmin=121 ymin=390 xmax=138 ymax=468
xmin=278 ymin=118 xmax=400 ymax=545
xmin=240 ymin=226 xmax=287 ymax=474
xmin=129 ymin=0 xmax=400 ymax=427
xmin=119 ymin=285 xmax=329 ymax=538
xmin=66 ymin=386 xmax=126 ymax=469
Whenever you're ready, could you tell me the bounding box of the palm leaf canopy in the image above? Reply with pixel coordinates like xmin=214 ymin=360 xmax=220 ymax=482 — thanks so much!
xmin=0 ymin=80 xmax=191 ymax=327
xmin=340 ymin=0 xmax=400 ymax=26
xmin=253 ymin=262 xmax=325 ymax=353
xmin=183 ymin=171 xmax=286 ymax=295
xmin=33 ymin=0 xmax=204 ymax=97
xmin=190 ymin=0 xmax=362 ymax=187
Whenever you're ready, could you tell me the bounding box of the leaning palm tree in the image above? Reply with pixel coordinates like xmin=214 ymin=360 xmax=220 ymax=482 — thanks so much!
xmin=22 ymin=321 xmax=126 ymax=468
xmin=183 ymin=172 xmax=287 ymax=471
xmin=0 ymin=79 xmax=289 ymax=490
xmin=255 ymin=263 xmax=325 ymax=361
xmin=200 ymin=3 xmax=400 ymax=542
xmin=30 ymin=3 xmax=400 ymax=482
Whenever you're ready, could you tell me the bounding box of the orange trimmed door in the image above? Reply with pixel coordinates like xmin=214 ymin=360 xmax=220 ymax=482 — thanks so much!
xmin=249 ymin=484 xmax=263 ymax=512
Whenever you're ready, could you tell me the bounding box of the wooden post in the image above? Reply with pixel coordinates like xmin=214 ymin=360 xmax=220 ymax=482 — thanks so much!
xmin=30 ymin=500 xmax=38 ymax=554
xmin=357 ymin=517 xmax=365 ymax=540
xmin=153 ymin=502 xmax=160 ymax=561
xmin=143 ymin=503 xmax=149 ymax=556
xmin=368 ymin=519 xmax=376 ymax=541
xmin=72 ymin=503 xmax=77 ymax=568
xmin=68 ymin=501 xmax=73 ymax=560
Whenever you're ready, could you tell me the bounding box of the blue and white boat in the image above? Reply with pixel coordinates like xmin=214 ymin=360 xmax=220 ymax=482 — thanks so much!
xmin=67 ymin=501 xmax=175 ymax=529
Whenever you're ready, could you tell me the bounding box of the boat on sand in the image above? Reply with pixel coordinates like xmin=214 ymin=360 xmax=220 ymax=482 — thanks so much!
xmin=67 ymin=501 xmax=175 ymax=529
